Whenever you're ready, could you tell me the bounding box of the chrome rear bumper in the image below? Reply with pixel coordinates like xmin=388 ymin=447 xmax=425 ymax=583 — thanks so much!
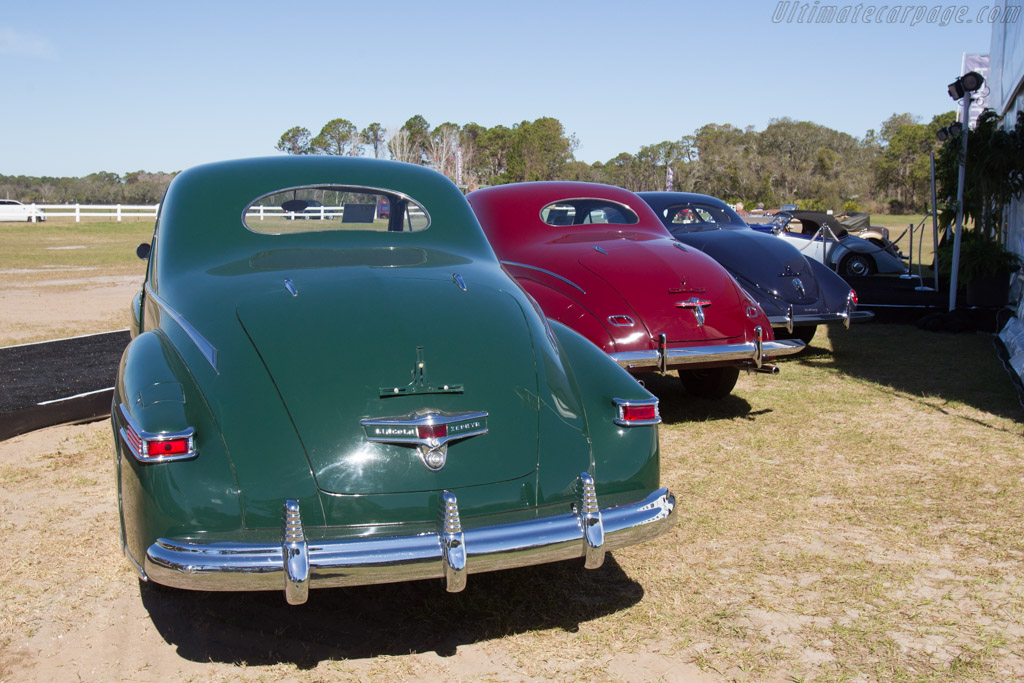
xmin=141 ymin=477 xmax=675 ymax=605
xmin=610 ymin=326 xmax=804 ymax=372
xmin=767 ymin=310 xmax=875 ymax=328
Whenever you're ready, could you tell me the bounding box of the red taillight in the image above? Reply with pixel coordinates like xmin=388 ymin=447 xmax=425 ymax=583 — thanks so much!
xmin=613 ymin=398 xmax=661 ymax=426
xmin=622 ymin=404 xmax=658 ymax=422
xmin=118 ymin=403 xmax=196 ymax=462
xmin=146 ymin=438 xmax=191 ymax=457
xmin=850 ymin=289 xmax=858 ymax=306
xmin=418 ymin=423 xmax=448 ymax=440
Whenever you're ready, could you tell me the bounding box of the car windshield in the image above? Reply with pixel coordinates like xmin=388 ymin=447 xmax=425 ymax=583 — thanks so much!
xmin=662 ymin=202 xmax=748 ymax=232
xmin=540 ymin=199 xmax=639 ymax=227
xmin=244 ymin=186 xmax=429 ymax=234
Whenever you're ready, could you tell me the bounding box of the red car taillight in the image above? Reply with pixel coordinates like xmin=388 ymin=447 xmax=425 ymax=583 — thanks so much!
xmin=849 ymin=289 xmax=859 ymax=306
xmin=612 ymin=398 xmax=661 ymax=427
xmin=118 ymin=404 xmax=197 ymax=463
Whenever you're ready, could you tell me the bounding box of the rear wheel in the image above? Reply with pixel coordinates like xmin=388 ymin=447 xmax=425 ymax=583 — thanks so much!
xmin=776 ymin=326 xmax=816 ymax=345
xmin=839 ymin=253 xmax=875 ymax=277
xmin=678 ymin=366 xmax=740 ymax=400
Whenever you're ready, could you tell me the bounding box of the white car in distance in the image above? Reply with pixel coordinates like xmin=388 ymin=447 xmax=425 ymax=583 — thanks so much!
xmin=0 ymin=199 xmax=46 ymax=222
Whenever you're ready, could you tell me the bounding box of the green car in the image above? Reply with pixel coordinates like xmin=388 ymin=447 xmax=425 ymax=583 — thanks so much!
xmin=114 ymin=156 xmax=675 ymax=605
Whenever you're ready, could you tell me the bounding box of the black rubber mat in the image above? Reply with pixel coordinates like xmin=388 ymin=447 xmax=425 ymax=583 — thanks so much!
xmin=0 ymin=330 xmax=130 ymax=440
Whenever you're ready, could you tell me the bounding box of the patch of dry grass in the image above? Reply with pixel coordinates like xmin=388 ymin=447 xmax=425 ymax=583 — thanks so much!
xmin=626 ymin=325 xmax=1024 ymax=680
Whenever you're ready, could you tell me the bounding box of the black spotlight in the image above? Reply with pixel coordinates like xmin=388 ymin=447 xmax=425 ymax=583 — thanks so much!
xmin=935 ymin=121 xmax=963 ymax=142
xmin=947 ymin=71 xmax=985 ymax=100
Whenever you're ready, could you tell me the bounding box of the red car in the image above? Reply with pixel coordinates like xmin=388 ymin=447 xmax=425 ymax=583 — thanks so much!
xmin=468 ymin=182 xmax=804 ymax=398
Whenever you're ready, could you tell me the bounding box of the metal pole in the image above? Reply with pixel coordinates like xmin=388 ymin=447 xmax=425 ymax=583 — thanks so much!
xmin=930 ymin=154 xmax=940 ymax=292
xmin=948 ymin=94 xmax=972 ymax=311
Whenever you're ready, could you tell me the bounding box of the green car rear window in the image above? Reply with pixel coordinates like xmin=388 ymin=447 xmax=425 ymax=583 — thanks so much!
xmin=244 ymin=185 xmax=430 ymax=234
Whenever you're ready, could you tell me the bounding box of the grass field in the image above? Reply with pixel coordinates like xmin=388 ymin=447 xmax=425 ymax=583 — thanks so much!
xmin=1 ymin=221 xmax=1023 ymax=680
xmin=0 ymin=219 xmax=154 ymax=277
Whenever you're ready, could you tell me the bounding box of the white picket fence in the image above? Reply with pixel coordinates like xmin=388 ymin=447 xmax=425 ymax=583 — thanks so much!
xmin=35 ymin=204 xmax=159 ymax=222
xmin=33 ymin=204 xmax=345 ymax=222
xmin=32 ymin=204 xmax=417 ymax=223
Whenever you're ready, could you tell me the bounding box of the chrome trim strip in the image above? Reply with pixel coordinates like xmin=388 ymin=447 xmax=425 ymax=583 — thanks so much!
xmin=500 ymin=261 xmax=586 ymax=294
xmin=592 ymin=245 xmax=608 ymax=254
xmin=451 ymin=272 xmax=468 ymax=291
xmin=145 ymin=286 xmax=218 ymax=372
xmin=117 ymin=403 xmax=197 ymax=463
xmin=610 ymin=339 xmax=805 ymax=369
xmin=143 ymin=487 xmax=677 ymax=597
xmin=284 ymin=278 xmax=298 ymax=297
xmin=611 ymin=397 xmax=662 ymax=427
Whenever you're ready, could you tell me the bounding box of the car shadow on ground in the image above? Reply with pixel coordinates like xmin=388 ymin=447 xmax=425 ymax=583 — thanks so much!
xmin=637 ymin=372 xmax=768 ymax=424
xmin=140 ymin=556 xmax=642 ymax=667
xmin=810 ymin=322 xmax=1024 ymax=425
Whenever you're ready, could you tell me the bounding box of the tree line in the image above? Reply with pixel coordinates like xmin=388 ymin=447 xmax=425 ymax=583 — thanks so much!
xmin=3 ymin=113 xmax=961 ymax=213
xmin=274 ymin=112 xmax=961 ymax=214
xmin=0 ymin=170 xmax=175 ymax=205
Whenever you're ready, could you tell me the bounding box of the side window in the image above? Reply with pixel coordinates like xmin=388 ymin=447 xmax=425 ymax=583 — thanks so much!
xmin=244 ymin=186 xmax=429 ymax=234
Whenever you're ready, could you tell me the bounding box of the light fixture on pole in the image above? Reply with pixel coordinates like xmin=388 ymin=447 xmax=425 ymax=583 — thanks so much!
xmin=944 ymin=71 xmax=984 ymax=312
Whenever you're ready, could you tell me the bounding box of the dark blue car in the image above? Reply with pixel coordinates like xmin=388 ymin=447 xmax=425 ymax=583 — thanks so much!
xmin=638 ymin=192 xmax=873 ymax=344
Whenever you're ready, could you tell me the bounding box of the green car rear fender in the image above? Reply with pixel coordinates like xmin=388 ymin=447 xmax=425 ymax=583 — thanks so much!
xmin=546 ymin=321 xmax=660 ymax=507
xmin=114 ymin=330 xmax=245 ymax=564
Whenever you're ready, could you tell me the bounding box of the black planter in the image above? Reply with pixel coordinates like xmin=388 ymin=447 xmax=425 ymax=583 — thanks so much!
xmin=965 ymin=272 xmax=1011 ymax=308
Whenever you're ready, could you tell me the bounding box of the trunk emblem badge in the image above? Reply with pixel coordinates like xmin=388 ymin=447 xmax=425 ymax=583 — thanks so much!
xmin=675 ymin=297 xmax=712 ymax=327
xmin=361 ymin=410 xmax=489 ymax=471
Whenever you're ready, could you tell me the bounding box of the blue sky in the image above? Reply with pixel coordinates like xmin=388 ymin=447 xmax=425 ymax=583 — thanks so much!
xmin=0 ymin=0 xmax=998 ymax=177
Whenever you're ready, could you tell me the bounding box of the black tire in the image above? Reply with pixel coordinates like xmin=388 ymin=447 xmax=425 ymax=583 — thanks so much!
xmin=776 ymin=326 xmax=816 ymax=345
xmin=839 ymin=253 xmax=876 ymax=277
xmin=678 ymin=366 xmax=740 ymax=400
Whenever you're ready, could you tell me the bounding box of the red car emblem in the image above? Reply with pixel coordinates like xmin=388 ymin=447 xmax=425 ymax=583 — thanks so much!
xmin=675 ymin=297 xmax=712 ymax=326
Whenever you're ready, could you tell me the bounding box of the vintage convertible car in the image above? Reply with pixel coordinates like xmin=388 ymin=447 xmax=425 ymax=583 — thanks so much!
xmin=467 ymin=182 xmax=804 ymax=399
xmin=113 ymin=157 xmax=676 ymax=605
xmin=638 ymin=192 xmax=873 ymax=344
xmin=751 ymin=210 xmax=906 ymax=277
xmin=834 ymin=211 xmax=899 ymax=253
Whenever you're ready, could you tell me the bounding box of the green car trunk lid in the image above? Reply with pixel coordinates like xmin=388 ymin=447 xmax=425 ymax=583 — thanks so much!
xmin=236 ymin=273 xmax=540 ymax=496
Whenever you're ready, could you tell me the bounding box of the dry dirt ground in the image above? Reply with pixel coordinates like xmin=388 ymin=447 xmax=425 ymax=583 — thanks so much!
xmin=0 ymin=269 xmax=138 ymax=346
xmin=2 ymin=273 xmax=1024 ymax=681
